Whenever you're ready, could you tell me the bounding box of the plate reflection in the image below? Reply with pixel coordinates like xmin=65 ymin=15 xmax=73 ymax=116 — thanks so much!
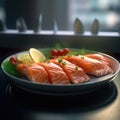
xmin=6 ymin=82 xmax=117 ymax=112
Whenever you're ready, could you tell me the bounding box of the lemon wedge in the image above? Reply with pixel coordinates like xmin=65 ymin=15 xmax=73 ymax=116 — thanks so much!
xmin=17 ymin=53 xmax=34 ymax=64
xmin=29 ymin=48 xmax=46 ymax=63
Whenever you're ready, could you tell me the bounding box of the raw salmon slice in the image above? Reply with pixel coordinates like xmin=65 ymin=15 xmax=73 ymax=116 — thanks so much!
xmin=51 ymin=59 xmax=90 ymax=84
xmin=86 ymin=54 xmax=109 ymax=66
xmin=39 ymin=62 xmax=70 ymax=85
xmin=64 ymin=55 xmax=113 ymax=76
xmin=17 ymin=63 xmax=49 ymax=83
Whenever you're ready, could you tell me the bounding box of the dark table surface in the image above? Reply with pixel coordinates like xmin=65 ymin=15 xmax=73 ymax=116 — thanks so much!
xmin=0 ymin=52 xmax=120 ymax=120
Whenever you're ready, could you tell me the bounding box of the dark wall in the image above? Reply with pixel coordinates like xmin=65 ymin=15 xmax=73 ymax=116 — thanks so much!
xmin=5 ymin=0 xmax=68 ymax=30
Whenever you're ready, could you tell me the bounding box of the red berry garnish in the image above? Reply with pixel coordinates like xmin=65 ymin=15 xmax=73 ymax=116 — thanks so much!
xmin=10 ymin=57 xmax=17 ymax=64
xmin=63 ymin=48 xmax=70 ymax=55
xmin=51 ymin=49 xmax=57 ymax=56
xmin=57 ymin=49 xmax=63 ymax=56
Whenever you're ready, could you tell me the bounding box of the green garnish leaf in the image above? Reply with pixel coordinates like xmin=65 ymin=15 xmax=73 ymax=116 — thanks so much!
xmin=75 ymin=66 xmax=78 ymax=70
xmin=3 ymin=60 xmax=21 ymax=77
xmin=68 ymin=48 xmax=86 ymax=56
xmin=54 ymin=43 xmax=62 ymax=49
xmin=62 ymin=61 xmax=66 ymax=65
xmin=80 ymin=48 xmax=85 ymax=55
xmin=75 ymin=52 xmax=79 ymax=56
xmin=58 ymin=59 xmax=62 ymax=63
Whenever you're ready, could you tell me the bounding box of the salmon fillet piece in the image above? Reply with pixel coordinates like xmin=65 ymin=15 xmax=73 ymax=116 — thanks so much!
xmin=39 ymin=62 xmax=70 ymax=85
xmin=51 ymin=59 xmax=89 ymax=84
xmin=64 ymin=55 xmax=113 ymax=76
xmin=17 ymin=63 xmax=50 ymax=83
xmin=86 ymin=54 xmax=109 ymax=66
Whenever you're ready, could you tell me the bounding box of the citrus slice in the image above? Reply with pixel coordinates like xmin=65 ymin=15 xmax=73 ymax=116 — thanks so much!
xmin=29 ymin=48 xmax=46 ymax=63
xmin=16 ymin=53 xmax=34 ymax=64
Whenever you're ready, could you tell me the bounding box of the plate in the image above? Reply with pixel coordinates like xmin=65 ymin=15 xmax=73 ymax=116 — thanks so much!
xmin=1 ymin=48 xmax=120 ymax=96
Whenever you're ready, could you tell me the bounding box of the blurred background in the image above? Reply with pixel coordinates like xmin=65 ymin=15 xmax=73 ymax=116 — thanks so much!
xmin=0 ymin=0 xmax=120 ymax=31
